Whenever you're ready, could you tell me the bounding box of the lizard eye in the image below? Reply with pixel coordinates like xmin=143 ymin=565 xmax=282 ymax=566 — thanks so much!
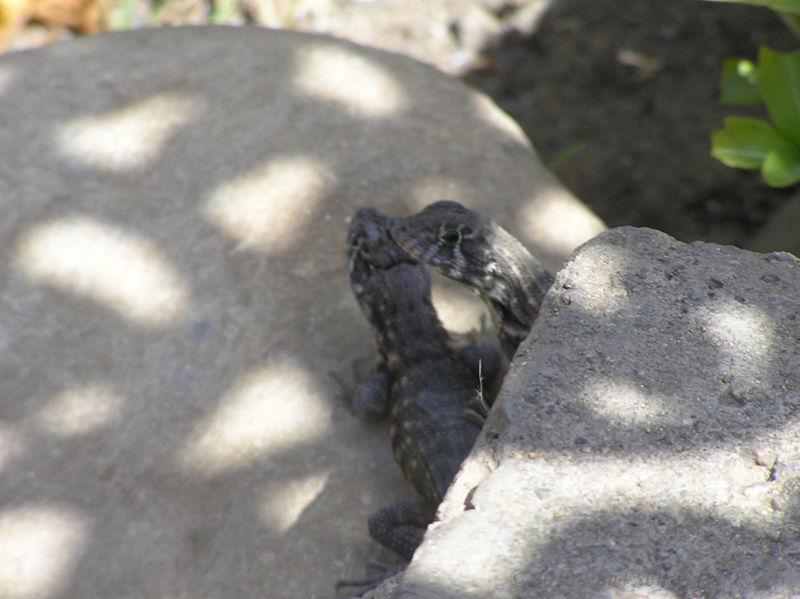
xmin=440 ymin=229 xmax=461 ymax=245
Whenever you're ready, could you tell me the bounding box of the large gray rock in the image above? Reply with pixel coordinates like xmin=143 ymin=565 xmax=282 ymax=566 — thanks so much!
xmin=0 ymin=26 xmax=603 ymax=599
xmin=396 ymin=227 xmax=800 ymax=599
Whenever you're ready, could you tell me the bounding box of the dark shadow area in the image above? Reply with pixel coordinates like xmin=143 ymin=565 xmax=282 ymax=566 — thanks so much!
xmin=462 ymin=0 xmax=798 ymax=246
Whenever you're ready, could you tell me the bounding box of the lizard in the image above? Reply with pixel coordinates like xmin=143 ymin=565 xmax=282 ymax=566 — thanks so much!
xmin=391 ymin=200 xmax=554 ymax=358
xmin=338 ymin=207 xmax=486 ymax=594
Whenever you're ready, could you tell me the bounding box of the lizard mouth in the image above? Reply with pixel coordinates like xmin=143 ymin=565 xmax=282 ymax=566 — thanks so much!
xmin=348 ymin=241 xmax=418 ymax=280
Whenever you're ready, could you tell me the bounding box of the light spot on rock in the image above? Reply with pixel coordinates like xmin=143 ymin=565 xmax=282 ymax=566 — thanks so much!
xmin=203 ymin=156 xmax=333 ymax=252
xmin=55 ymin=93 xmax=202 ymax=170
xmin=409 ymin=177 xmax=473 ymax=212
xmin=13 ymin=216 xmax=191 ymax=328
xmin=470 ymin=92 xmax=530 ymax=147
xmin=517 ymin=194 xmax=606 ymax=263
xmin=293 ymin=43 xmax=408 ymax=118
xmin=584 ymin=379 xmax=668 ymax=425
xmin=258 ymin=471 xmax=330 ymax=534
xmin=0 ymin=505 xmax=90 ymax=599
xmin=0 ymin=66 xmax=16 ymax=96
xmin=560 ymin=244 xmax=633 ymax=315
xmin=0 ymin=424 xmax=27 ymax=474
xmin=33 ymin=383 xmax=123 ymax=437
xmin=430 ymin=278 xmax=488 ymax=335
xmin=179 ymin=359 xmax=331 ymax=476
xmin=697 ymin=300 xmax=773 ymax=372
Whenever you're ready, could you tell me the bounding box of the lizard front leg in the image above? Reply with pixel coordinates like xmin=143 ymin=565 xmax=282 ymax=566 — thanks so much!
xmin=349 ymin=363 xmax=392 ymax=421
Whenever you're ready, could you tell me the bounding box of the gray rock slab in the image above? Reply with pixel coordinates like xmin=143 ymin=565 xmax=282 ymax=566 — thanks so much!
xmin=0 ymin=26 xmax=603 ymax=599
xmin=396 ymin=227 xmax=800 ymax=599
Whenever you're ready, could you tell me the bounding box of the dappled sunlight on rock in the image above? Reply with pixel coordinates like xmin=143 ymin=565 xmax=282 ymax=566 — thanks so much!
xmin=13 ymin=216 xmax=191 ymax=328
xmin=293 ymin=43 xmax=408 ymax=118
xmin=558 ymin=243 xmax=632 ymax=315
xmin=582 ymin=379 xmax=670 ymax=426
xmin=591 ymin=451 xmax=772 ymax=528
xmin=258 ymin=471 xmax=330 ymax=534
xmin=0 ymin=66 xmax=16 ymax=95
xmin=469 ymin=92 xmax=529 ymax=147
xmin=203 ymin=155 xmax=334 ymax=252
xmin=408 ymin=177 xmax=475 ymax=212
xmin=0 ymin=424 xmax=27 ymax=474
xmin=54 ymin=93 xmax=203 ymax=171
xmin=694 ymin=299 xmax=774 ymax=375
xmin=517 ymin=194 xmax=606 ymax=263
xmin=33 ymin=383 xmax=123 ymax=437
xmin=602 ymin=582 xmax=677 ymax=598
xmin=411 ymin=527 xmax=517 ymax=593
xmin=411 ymin=444 xmax=781 ymax=597
xmin=493 ymin=450 xmax=775 ymax=533
xmin=179 ymin=359 xmax=331 ymax=476
xmin=430 ymin=278 xmax=489 ymax=335
xmin=755 ymin=584 xmax=800 ymax=599
xmin=0 ymin=505 xmax=90 ymax=599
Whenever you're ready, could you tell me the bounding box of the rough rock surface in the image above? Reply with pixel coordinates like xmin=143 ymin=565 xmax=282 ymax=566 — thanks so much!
xmin=0 ymin=26 xmax=603 ymax=599
xmin=390 ymin=227 xmax=800 ymax=599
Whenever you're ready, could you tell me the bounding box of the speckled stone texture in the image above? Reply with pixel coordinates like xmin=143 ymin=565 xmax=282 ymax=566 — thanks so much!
xmin=0 ymin=26 xmax=603 ymax=599
xmin=393 ymin=227 xmax=800 ymax=599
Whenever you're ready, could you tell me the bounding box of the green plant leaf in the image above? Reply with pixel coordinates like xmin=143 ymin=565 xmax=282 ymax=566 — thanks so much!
xmin=768 ymin=0 xmax=800 ymax=15
xmin=763 ymin=144 xmax=800 ymax=186
xmin=759 ymin=47 xmax=800 ymax=145
xmin=110 ymin=0 xmax=137 ymax=29
xmin=703 ymin=0 xmax=769 ymax=6
xmin=704 ymin=0 xmax=800 ymax=14
xmin=711 ymin=116 xmax=795 ymax=169
xmin=721 ymin=58 xmax=762 ymax=105
xmin=211 ymin=0 xmax=241 ymax=23
xmin=548 ymin=141 xmax=587 ymax=169
xmin=779 ymin=12 xmax=800 ymax=36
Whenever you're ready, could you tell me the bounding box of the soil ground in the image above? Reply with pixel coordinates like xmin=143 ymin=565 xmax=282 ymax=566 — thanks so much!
xmin=5 ymin=0 xmax=798 ymax=244
xmin=463 ymin=1 xmax=798 ymax=246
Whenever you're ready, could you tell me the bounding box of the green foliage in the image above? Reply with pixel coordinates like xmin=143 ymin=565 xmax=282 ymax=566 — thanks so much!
xmin=771 ymin=0 xmax=800 ymax=12
xmin=705 ymin=0 xmax=800 ymax=35
xmin=711 ymin=48 xmax=800 ymax=187
xmin=760 ymin=47 xmax=800 ymax=144
xmin=110 ymin=0 xmax=138 ymax=29
xmin=704 ymin=0 xmax=800 ymax=15
xmin=210 ymin=0 xmax=241 ymax=24
xmin=548 ymin=141 xmax=587 ymax=169
xmin=720 ymin=58 xmax=762 ymax=104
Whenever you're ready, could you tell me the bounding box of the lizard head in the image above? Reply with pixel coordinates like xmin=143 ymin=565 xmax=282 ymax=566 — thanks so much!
xmin=390 ymin=200 xmax=496 ymax=288
xmin=391 ymin=201 xmax=553 ymax=355
xmin=347 ymin=208 xmax=421 ymax=301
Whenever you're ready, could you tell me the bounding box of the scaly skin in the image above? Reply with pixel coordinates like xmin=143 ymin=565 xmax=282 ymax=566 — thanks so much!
xmin=391 ymin=200 xmax=554 ymax=357
xmin=339 ymin=208 xmax=484 ymax=594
